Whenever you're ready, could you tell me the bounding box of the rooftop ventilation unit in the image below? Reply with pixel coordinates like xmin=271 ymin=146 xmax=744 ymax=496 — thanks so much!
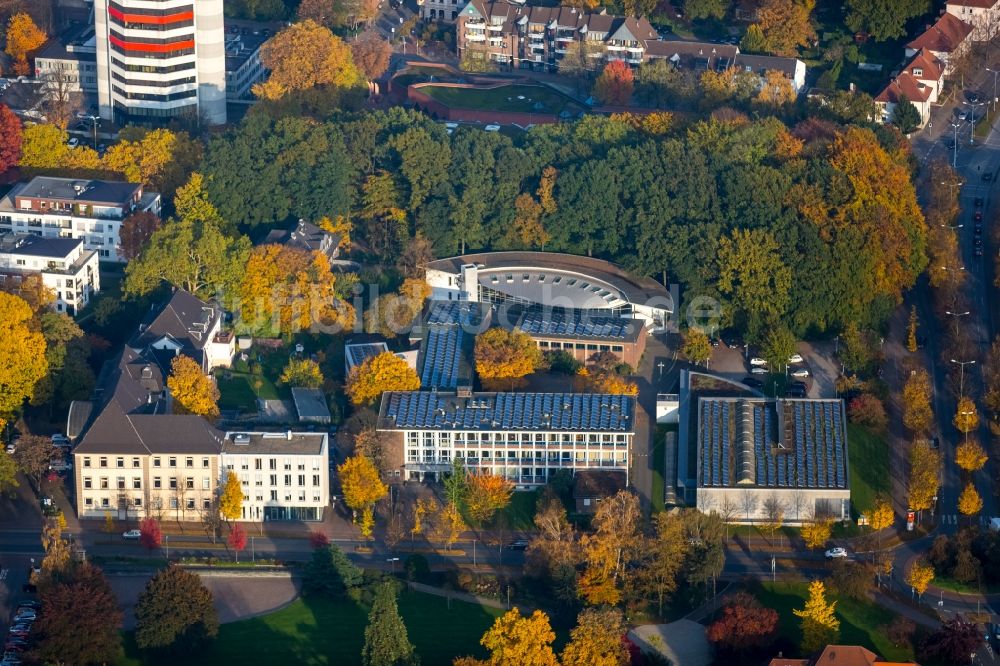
xmin=233 ymin=433 xmax=251 ymax=445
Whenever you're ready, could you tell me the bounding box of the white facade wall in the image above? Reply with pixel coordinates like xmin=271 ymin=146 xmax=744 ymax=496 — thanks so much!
xmin=95 ymin=0 xmax=226 ymax=125
xmin=400 ymin=429 xmax=630 ymax=487
xmin=0 ymin=245 xmax=100 ymax=314
xmin=696 ymin=486 xmax=851 ymax=525
xmin=948 ymin=1 xmax=1000 ymax=41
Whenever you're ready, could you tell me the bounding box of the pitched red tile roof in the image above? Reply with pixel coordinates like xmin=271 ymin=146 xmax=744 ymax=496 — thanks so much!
xmin=907 ymin=12 xmax=973 ymax=53
xmin=875 ymin=73 xmax=933 ymax=105
xmin=904 ymin=48 xmax=944 ymax=82
xmin=947 ymin=0 xmax=998 ymax=8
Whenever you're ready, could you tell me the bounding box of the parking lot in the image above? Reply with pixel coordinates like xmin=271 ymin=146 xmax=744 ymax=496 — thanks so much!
xmin=707 ymin=339 xmax=838 ymax=399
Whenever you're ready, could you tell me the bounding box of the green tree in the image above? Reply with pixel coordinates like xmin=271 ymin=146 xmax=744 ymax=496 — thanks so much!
xmin=443 ymin=456 xmax=468 ymax=508
xmin=362 ymin=582 xmax=419 ymax=666
xmin=716 ymin=228 xmax=791 ymax=338
xmin=302 ymin=544 xmax=363 ymax=597
xmin=681 ymin=328 xmax=713 ymax=366
xmin=219 ymin=471 xmax=243 ymax=522
xmin=124 ymin=174 xmax=250 ymax=299
xmin=635 ymin=511 xmax=688 ymax=616
xmin=846 ymin=0 xmax=929 ymax=42
xmin=740 ymin=24 xmax=767 ymax=54
xmin=793 ymin=580 xmax=840 ymax=654
xmin=892 ymin=95 xmax=922 ymax=134
xmin=683 ymin=0 xmax=728 ymax=19
xmin=761 ymin=325 xmax=796 ymax=373
xmin=0 ymin=451 xmax=18 ymax=498
xmin=135 ymin=565 xmax=219 ymax=654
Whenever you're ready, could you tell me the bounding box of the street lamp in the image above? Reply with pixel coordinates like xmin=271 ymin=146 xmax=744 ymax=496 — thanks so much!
xmin=387 ymin=557 xmax=400 ymax=574
xmin=945 ymin=310 xmax=971 ymax=317
xmin=986 ymin=67 xmax=1000 ymax=111
xmin=951 ymin=120 xmax=962 ymax=167
xmin=965 ymin=101 xmax=986 ymax=144
xmin=77 ymin=113 xmax=100 ymax=150
xmin=950 ymin=358 xmax=976 ymax=398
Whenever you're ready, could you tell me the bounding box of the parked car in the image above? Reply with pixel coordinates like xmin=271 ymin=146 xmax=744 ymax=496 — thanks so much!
xmin=122 ymin=529 xmax=141 ymax=540
xmin=742 ymin=377 xmax=764 ymax=389
xmin=750 ymin=367 xmax=769 ymax=375
xmin=787 ymin=353 xmax=804 ymax=364
xmin=967 ymin=91 xmax=982 ymax=103
xmin=4 ymin=443 xmax=14 ymax=454
xmin=507 ymin=539 xmax=529 ymax=550
xmin=824 ymin=547 xmax=848 ymax=559
xmin=957 ymin=110 xmax=970 ymax=121
xmin=975 ymin=237 xmax=984 ymax=248
xmin=51 ymin=434 xmax=69 ymax=448
xmin=67 ymin=137 xmax=79 ymax=148
xmin=975 ymin=210 xmax=983 ymax=221
xmin=749 ymin=357 xmax=768 ymax=366
xmin=484 ymin=124 xmax=501 ymax=132
xmin=975 ymin=246 xmax=984 ymax=257
xmin=790 ymin=368 xmax=810 ymax=378
xmin=975 ymin=197 xmax=985 ymax=207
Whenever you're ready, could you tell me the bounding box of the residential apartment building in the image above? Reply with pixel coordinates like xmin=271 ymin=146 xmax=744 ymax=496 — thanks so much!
xmin=94 ymin=0 xmax=227 ymax=125
xmin=35 ymin=24 xmax=99 ymax=94
xmin=453 ymin=0 xmax=804 ymax=90
xmin=947 ymin=0 xmax=1000 ymax=41
xmin=0 ymin=234 xmax=100 ymax=315
xmin=377 ymin=391 xmax=634 ymax=488
xmin=221 ymin=431 xmax=330 ymax=522
xmin=0 ymin=177 xmax=161 ymax=262
xmin=223 ymin=20 xmax=275 ymax=100
xmin=875 ymin=48 xmax=945 ymax=128
xmin=133 ymin=289 xmax=234 ymax=372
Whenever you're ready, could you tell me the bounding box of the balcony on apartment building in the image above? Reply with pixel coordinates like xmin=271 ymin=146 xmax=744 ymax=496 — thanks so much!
xmin=465 ymin=29 xmax=486 ymax=41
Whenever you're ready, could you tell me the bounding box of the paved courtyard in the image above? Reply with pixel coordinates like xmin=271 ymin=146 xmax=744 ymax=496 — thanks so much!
xmin=109 ymin=571 xmax=300 ymax=629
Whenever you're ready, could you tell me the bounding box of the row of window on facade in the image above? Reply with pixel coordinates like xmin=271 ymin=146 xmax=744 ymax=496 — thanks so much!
xmin=82 ymin=455 xmax=212 ymax=469
xmin=236 ymin=473 xmax=323 ymax=487
xmin=82 ymin=475 xmax=211 ymax=490
xmin=405 ymin=449 xmax=627 ymax=462
xmin=83 ymin=495 xmax=211 ymax=510
xmin=405 ymin=432 xmax=629 ymax=443
xmin=226 ymin=459 xmax=322 ymax=472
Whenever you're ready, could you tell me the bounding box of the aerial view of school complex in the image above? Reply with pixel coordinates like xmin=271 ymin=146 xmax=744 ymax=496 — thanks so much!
xmin=5 ymin=0 xmax=1000 ymax=663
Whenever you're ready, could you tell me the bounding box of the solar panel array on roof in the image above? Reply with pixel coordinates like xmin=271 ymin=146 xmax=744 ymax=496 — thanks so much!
xmin=519 ymin=308 xmax=632 ymax=339
xmin=347 ymin=343 xmax=386 ymax=368
xmin=699 ymin=398 xmax=847 ymax=489
xmin=420 ymin=327 xmax=463 ymax=390
xmin=383 ymin=392 xmax=634 ymax=432
xmin=427 ymin=301 xmax=482 ymax=327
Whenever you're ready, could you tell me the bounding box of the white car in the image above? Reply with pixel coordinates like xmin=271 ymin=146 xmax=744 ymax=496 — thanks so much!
xmin=122 ymin=529 xmax=141 ymax=540
xmin=787 ymin=354 xmax=804 ymax=364
xmin=750 ymin=357 xmax=768 ymax=366
xmin=444 ymin=122 xmax=458 ymax=130
xmin=790 ymin=368 xmax=810 ymax=378
xmin=484 ymin=124 xmax=501 ymax=132
xmin=51 ymin=434 xmax=70 ymax=447
xmin=67 ymin=137 xmax=79 ymax=147
xmin=750 ymin=367 xmax=769 ymax=375
xmin=824 ymin=547 xmax=848 ymax=559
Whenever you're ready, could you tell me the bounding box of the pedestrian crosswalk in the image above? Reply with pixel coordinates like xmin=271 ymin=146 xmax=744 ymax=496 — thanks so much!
xmin=938 ymin=514 xmax=995 ymax=526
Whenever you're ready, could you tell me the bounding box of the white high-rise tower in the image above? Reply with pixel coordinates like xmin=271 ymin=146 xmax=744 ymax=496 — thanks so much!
xmin=94 ymin=0 xmax=227 ymax=126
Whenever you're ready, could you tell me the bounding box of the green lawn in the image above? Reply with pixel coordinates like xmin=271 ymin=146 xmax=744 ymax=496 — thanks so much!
xmin=846 ymin=424 xmax=889 ymax=516
xmin=215 ymin=374 xmax=258 ymax=412
xmin=421 ymin=84 xmax=580 ymax=115
xmin=119 ymin=590 xmax=509 ymax=666
xmin=752 ymin=581 xmax=915 ymax=662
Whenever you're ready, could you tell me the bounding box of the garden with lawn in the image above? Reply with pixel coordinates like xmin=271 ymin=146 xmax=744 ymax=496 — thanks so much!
xmin=750 ymin=581 xmax=916 ymax=663
xmin=119 ymin=588 xmax=521 ymax=666
xmin=846 ymin=423 xmax=889 ymax=518
xmin=420 ymin=83 xmax=583 ymax=116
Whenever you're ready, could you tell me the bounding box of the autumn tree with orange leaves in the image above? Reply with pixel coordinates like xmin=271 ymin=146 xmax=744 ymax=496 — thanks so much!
xmin=346 ymin=351 xmax=420 ymax=405
xmin=475 ymin=328 xmax=544 ymax=390
xmin=465 ymin=472 xmax=514 ymax=524
xmin=253 ymin=20 xmax=363 ymax=100
xmin=239 ymin=244 xmax=355 ymax=336
xmin=593 ymin=60 xmax=633 ymax=106
xmin=576 ymin=351 xmax=638 ymax=396
xmin=455 ymin=608 xmax=559 ymax=666
xmin=5 ymin=12 xmax=46 ymax=76
xmin=578 ymin=490 xmax=641 ymax=606
xmin=167 ymin=355 xmax=220 ymax=417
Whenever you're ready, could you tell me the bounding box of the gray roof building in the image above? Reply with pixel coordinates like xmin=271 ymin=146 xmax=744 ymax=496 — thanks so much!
xmin=291 ymin=388 xmax=331 ymax=424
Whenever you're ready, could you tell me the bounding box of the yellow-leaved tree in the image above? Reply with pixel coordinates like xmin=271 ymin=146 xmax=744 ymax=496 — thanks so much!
xmin=907 ymin=440 xmax=940 ymax=515
xmin=465 ymin=471 xmax=514 ymax=524
xmin=279 ymin=358 xmax=325 ymax=389
xmin=5 ymin=13 xmax=47 ymax=76
xmin=475 ymin=328 xmax=543 ymax=390
xmin=475 ymin=608 xmax=559 ymax=666
xmin=345 ymin=351 xmax=420 ymax=405
xmin=560 ymin=607 xmax=629 ymax=666
xmin=954 ymin=396 xmax=980 ymax=434
xmin=0 ymin=292 xmax=48 ymax=422
xmin=793 ymin=580 xmax=840 ymax=654
xmin=219 ymin=471 xmax=243 ymax=522
xmin=902 ymin=369 xmax=934 ymax=434
xmin=956 ymin=438 xmax=988 ymax=473
xmin=252 ymin=20 xmax=363 ymax=100
xmin=101 ymin=127 xmax=202 ymax=195
xmin=337 ymin=455 xmax=387 ymax=538
xmin=800 ymin=519 xmax=832 ymax=550
xmin=906 ymin=560 xmax=934 ymax=600
xmin=577 ymin=491 xmax=641 ymax=607
xmin=958 ymin=482 xmax=983 ymax=518
xmin=167 ymin=355 xmax=220 ymax=417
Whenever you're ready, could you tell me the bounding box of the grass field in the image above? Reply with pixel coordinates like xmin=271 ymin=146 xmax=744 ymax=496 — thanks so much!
xmin=846 ymin=424 xmax=889 ymax=516
xmin=421 ymin=84 xmax=579 ymax=115
xmin=752 ymin=581 xmax=915 ymax=662
xmin=119 ymin=590 xmax=513 ymax=666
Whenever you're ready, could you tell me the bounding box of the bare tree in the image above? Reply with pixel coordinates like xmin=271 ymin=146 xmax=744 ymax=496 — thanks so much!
xmin=718 ymin=494 xmax=739 ymax=542
xmin=740 ymin=489 xmax=758 ymax=539
xmin=761 ymin=494 xmax=786 ymax=546
xmin=789 ymin=491 xmax=806 ymax=523
xmin=39 ymin=69 xmax=81 ymax=130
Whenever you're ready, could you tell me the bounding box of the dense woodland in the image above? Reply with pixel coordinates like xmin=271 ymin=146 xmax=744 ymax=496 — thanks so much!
xmin=198 ymin=107 xmax=927 ymax=342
